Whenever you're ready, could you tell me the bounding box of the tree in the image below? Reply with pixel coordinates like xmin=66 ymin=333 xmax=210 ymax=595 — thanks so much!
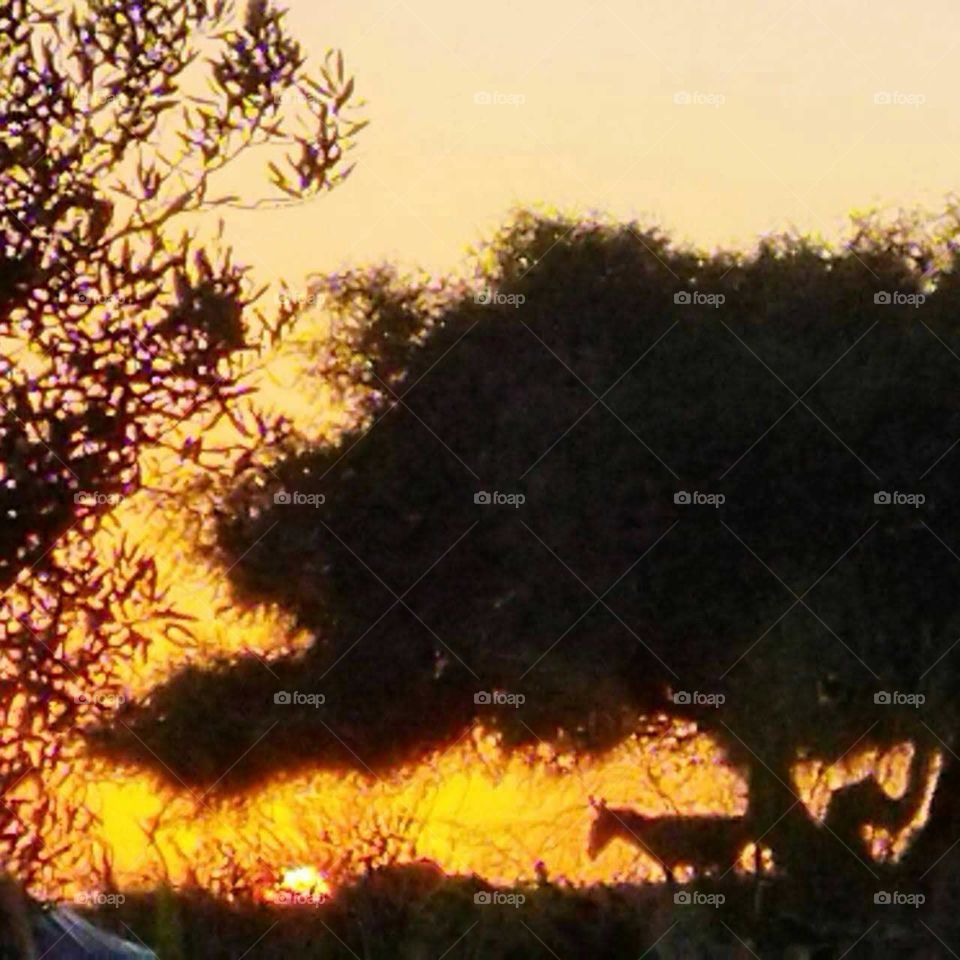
xmin=0 ymin=0 xmax=364 ymax=884
xmin=102 ymin=206 xmax=960 ymax=902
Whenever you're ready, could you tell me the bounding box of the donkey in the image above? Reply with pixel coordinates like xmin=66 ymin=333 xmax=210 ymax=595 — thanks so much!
xmin=586 ymin=797 xmax=752 ymax=883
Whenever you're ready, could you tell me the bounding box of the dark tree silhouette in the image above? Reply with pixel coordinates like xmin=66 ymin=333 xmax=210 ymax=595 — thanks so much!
xmin=0 ymin=0 xmax=364 ymax=883
xmin=100 ymin=208 xmax=960 ymax=893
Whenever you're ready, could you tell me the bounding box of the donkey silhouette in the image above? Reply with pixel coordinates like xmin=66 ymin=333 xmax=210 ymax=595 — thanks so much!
xmin=586 ymin=797 xmax=751 ymax=882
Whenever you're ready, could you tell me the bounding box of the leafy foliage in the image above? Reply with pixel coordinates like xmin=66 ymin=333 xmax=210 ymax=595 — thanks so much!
xmin=0 ymin=0 xmax=363 ymax=882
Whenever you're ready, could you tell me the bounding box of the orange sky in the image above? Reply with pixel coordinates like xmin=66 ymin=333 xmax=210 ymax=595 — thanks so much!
xmin=210 ymin=0 xmax=960 ymax=290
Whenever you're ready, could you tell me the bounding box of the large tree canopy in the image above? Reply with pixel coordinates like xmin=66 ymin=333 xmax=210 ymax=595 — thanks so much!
xmin=100 ymin=208 xmax=960 ymax=890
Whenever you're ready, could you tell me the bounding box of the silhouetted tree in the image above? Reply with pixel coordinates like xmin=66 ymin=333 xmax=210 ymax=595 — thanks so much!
xmin=0 ymin=0 xmax=364 ymax=884
xmin=104 ymin=208 xmax=960 ymax=895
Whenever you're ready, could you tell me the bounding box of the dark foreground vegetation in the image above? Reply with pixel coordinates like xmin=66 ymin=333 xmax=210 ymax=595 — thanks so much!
xmin=84 ymin=861 xmax=958 ymax=959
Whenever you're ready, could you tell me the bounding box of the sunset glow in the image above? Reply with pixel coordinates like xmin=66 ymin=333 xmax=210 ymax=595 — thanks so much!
xmin=4 ymin=3 xmax=959 ymax=957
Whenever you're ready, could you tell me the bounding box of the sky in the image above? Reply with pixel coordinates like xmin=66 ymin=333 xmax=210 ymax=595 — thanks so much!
xmin=210 ymin=0 xmax=960 ymax=294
